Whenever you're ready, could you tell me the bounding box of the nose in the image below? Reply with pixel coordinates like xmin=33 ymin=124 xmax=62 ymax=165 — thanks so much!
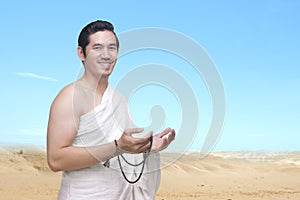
xmin=100 ymin=47 xmax=110 ymax=59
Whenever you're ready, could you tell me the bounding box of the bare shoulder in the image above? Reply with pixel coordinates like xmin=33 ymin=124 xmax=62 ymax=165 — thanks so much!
xmin=50 ymin=81 xmax=92 ymax=121
xmin=49 ymin=82 xmax=82 ymax=125
xmin=51 ymin=83 xmax=75 ymax=111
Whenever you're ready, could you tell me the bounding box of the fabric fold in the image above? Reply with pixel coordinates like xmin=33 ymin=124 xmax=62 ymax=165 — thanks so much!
xmin=58 ymin=84 xmax=160 ymax=200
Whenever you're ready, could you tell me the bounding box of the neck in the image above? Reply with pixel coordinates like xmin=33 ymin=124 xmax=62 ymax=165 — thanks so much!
xmin=80 ymin=72 xmax=109 ymax=96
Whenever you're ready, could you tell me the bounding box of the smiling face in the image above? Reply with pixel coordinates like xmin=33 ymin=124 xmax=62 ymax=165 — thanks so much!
xmin=78 ymin=30 xmax=118 ymax=79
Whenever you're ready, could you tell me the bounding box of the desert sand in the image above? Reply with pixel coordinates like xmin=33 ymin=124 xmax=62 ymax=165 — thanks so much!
xmin=0 ymin=146 xmax=299 ymax=200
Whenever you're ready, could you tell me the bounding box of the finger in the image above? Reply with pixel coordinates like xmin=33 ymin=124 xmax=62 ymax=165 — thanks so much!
xmin=160 ymin=130 xmax=175 ymax=150
xmin=167 ymin=131 xmax=175 ymax=143
xmin=169 ymin=129 xmax=176 ymax=140
xmin=164 ymin=129 xmax=175 ymax=142
xmin=157 ymin=127 xmax=172 ymax=138
xmin=171 ymin=129 xmax=176 ymax=135
xmin=124 ymin=128 xmax=144 ymax=136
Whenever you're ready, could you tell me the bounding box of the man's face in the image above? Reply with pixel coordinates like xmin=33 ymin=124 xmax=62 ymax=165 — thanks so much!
xmin=83 ymin=30 xmax=118 ymax=79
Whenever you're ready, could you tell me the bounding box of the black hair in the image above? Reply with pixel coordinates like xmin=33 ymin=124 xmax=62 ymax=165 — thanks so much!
xmin=78 ymin=20 xmax=119 ymax=57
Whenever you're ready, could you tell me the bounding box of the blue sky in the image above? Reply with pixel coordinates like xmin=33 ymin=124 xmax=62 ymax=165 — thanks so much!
xmin=0 ymin=0 xmax=299 ymax=151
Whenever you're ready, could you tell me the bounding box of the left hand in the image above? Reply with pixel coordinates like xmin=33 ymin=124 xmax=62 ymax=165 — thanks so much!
xmin=151 ymin=128 xmax=175 ymax=152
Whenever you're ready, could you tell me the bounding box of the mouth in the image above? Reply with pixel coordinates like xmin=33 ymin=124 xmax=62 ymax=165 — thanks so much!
xmin=97 ymin=61 xmax=113 ymax=68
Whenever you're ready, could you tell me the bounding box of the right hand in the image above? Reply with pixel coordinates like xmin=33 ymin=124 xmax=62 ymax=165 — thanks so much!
xmin=117 ymin=128 xmax=152 ymax=154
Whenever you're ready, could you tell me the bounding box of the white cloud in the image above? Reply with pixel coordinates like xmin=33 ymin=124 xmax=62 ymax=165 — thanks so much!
xmin=16 ymin=72 xmax=58 ymax=82
xmin=18 ymin=129 xmax=46 ymax=136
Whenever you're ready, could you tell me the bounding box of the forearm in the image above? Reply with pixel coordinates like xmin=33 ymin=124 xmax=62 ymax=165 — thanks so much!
xmin=47 ymin=141 xmax=115 ymax=172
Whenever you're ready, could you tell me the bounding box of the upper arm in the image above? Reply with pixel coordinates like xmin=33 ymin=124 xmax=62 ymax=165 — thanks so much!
xmin=47 ymin=84 xmax=79 ymax=159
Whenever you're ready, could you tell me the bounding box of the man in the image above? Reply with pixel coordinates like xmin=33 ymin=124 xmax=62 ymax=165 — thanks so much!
xmin=47 ymin=20 xmax=175 ymax=199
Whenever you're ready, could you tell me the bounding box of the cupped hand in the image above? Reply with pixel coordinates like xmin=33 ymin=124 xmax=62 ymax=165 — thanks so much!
xmin=151 ymin=128 xmax=175 ymax=152
xmin=117 ymin=128 xmax=153 ymax=154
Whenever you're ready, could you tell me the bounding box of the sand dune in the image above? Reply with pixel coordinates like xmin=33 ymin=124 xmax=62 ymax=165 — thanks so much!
xmin=0 ymin=147 xmax=60 ymax=200
xmin=0 ymin=147 xmax=299 ymax=200
xmin=157 ymin=152 xmax=300 ymax=200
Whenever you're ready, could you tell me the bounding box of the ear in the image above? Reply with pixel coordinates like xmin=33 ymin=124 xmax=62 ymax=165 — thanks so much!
xmin=77 ymin=46 xmax=85 ymax=62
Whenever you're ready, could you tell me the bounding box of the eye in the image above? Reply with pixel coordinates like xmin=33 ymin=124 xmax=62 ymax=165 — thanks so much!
xmin=109 ymin=46 xmax=117 ymax=51
xmin=92 ymin=44 xmax=104 ymax=51
xmin=93 ymin=46 xmax=101 ymax=51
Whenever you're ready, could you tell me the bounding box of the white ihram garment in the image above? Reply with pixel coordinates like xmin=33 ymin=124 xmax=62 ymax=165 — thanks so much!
xmin=58 ymin=84 xmax=161 ymax=200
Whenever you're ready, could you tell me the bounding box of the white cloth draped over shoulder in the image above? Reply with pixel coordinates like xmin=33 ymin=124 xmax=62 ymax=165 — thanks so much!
xmin=58 ymin=84 xmax=161 ymax=200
